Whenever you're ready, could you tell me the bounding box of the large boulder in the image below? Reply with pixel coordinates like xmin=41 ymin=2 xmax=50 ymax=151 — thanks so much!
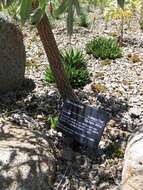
xmin=114 ymin=127 xmax=143 ymax=190
xmin=0 ymin=123 xmax=56 ymax=190
xmin=0 ymin=14 xmax=25 ymax=93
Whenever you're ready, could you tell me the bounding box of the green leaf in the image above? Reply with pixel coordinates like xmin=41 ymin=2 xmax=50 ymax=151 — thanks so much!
xmin=73 ymin=0 xmax=80 ymax=15
xmin=54 ymin=0 xmax=68 ymax=17
xmin=1 ymin=0 xmax=13 ymax=8
xmin=30 ymin=7 xmax=43 ymax=25
xmin=38 ymin=0 xmax=47 ymax=12
xmin=117 ymin=0 xmax=125 ymax=9
xmin=19 ymin=0 xmax=32 ymax=24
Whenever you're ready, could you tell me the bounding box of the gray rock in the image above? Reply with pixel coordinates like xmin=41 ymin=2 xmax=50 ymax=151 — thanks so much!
xmin=120 ymin=126 xmax=143 ymax=189
xmin=117 ymin=176 xmax=143 ymax=190
xmin=0 ymin=123 xmax=56 ymax=190
xmin=0 ymin=14 xmax=25 ymax=93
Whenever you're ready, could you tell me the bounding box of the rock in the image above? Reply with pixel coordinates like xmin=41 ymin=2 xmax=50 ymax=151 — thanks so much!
xmin=91 ymin=184 xmax=97 ymax=190
xmin=80 ymin=172 xmax=89 ymax=180
xmin=0 ymin=123 xmax=56 ymax=190
xmin=107 ymin=119 xmax=116 ymax=128
xmin=98 ymin=182 xmax=110 ymax=190
xmin=120 ymin=126 xmax=143 ymax=189
xmin=0 ymin=14 xmax=25 ymax=93
xmin=116 ymin=176 xmax=143 ymax=190
xmin=112 ymin=103 xmax=121 ymax=113
xmin=129 ymin=106 xmax=141 ymax=118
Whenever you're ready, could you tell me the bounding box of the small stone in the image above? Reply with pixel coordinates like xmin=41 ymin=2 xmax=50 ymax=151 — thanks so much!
xmin=36 ymin=114 xmax=43 ymax=119
xmin=80 ymin=172 xmax=89 ymax=179
xmin=129 ymin=107 xmax=141 ymax=118
xmin=79 ymin=180 xmax=87 ymax=188
xmin=98 ymin=182 xmax=110 ymax=190
xmin=89 ymin=171 xmax=98 ymax=180
xmin=107 ymin=120 xmax=116 ymax=127
xmin=91 ymin=184 xmax=97 ymax=190
xmin=48 ymin=90 xmax=56 ymax=96
xmin=112 ymin=104 xmax=121 ymax=113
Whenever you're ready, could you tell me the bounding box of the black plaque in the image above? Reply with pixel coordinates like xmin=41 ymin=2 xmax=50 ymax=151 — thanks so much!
xmin=58 ymin=99 xmax=110 ymax=149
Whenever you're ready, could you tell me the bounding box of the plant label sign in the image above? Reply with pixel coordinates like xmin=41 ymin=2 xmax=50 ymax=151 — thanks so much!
xmin=58 ymin=99 xmax=110 ymax=149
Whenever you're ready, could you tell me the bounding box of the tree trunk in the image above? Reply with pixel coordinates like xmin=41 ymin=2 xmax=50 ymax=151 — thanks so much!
xmin=36 ymin=14 xmax=78 ymax=101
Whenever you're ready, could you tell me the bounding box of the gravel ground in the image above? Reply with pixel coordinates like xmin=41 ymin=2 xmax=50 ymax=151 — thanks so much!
xmin=0 ymin=13 xmax=143 ymax=190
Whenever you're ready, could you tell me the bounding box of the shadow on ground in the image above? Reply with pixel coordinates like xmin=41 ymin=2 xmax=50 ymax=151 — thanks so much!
xmin=0 ymin=78 xmax=36 ymax=108
xmin=0 ymin=86 xmax=130 ymax=189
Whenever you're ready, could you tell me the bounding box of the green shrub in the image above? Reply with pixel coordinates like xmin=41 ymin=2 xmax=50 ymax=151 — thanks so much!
xmin=44 ymin=48 xmax=90 ymax=88
xmin=65 ymin=65 xmax=90 ymax=88
xmin=44 ymin=65 xmax=54 ymax=83
xmin=47 ymin=115 xmax=58 ymax=129
xmin=106 ymin=141 xmax=124 ymax=159
xmin=61 ymin=48 xmax=86 ymax=68
xmin=139 ymin=19 xmax=143 ymax=30
xmin=85 ymin=37 xmax=122 ymax=60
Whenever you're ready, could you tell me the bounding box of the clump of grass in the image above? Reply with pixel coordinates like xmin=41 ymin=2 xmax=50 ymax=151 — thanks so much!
xmin=86 ymin=37 xmax=122 ymax=60
xmin=62 ymin=48 xmax=86 ymax=68
xmin=44 ymin=48 xmax=90 ymax=88
xmin=139 ymin=19 xmax=143 ymax=30
xmin=106 ymin=141 xmax=124 ymax=159
xmin=111 ymin=148 xmax=124 ymax=159
xmin=78 ymin=13 xmax=89 ymax=28
xmin=47 ymin=116 xmax=58 ymax=129
xmin=106 ymin=158 xmax=114 ymax=165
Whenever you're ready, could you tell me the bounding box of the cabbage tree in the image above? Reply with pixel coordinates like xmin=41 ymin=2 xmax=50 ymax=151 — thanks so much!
xmin=0 ymin=0 xmax=78 ymax=101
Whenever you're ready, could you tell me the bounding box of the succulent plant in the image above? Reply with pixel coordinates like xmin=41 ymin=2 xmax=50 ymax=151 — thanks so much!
xmin=86 ymin=37 xmax=122 ymax=60
xmin=44 ymin=48 xmax=90 ymax=88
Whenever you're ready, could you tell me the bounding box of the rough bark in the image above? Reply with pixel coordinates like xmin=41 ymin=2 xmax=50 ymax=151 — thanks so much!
xmin=37 ymin=14 xmax=78 ymax=101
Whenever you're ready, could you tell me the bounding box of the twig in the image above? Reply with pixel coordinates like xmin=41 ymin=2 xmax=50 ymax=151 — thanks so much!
xmin=56 ymin=167 xmax=70 ymax=190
